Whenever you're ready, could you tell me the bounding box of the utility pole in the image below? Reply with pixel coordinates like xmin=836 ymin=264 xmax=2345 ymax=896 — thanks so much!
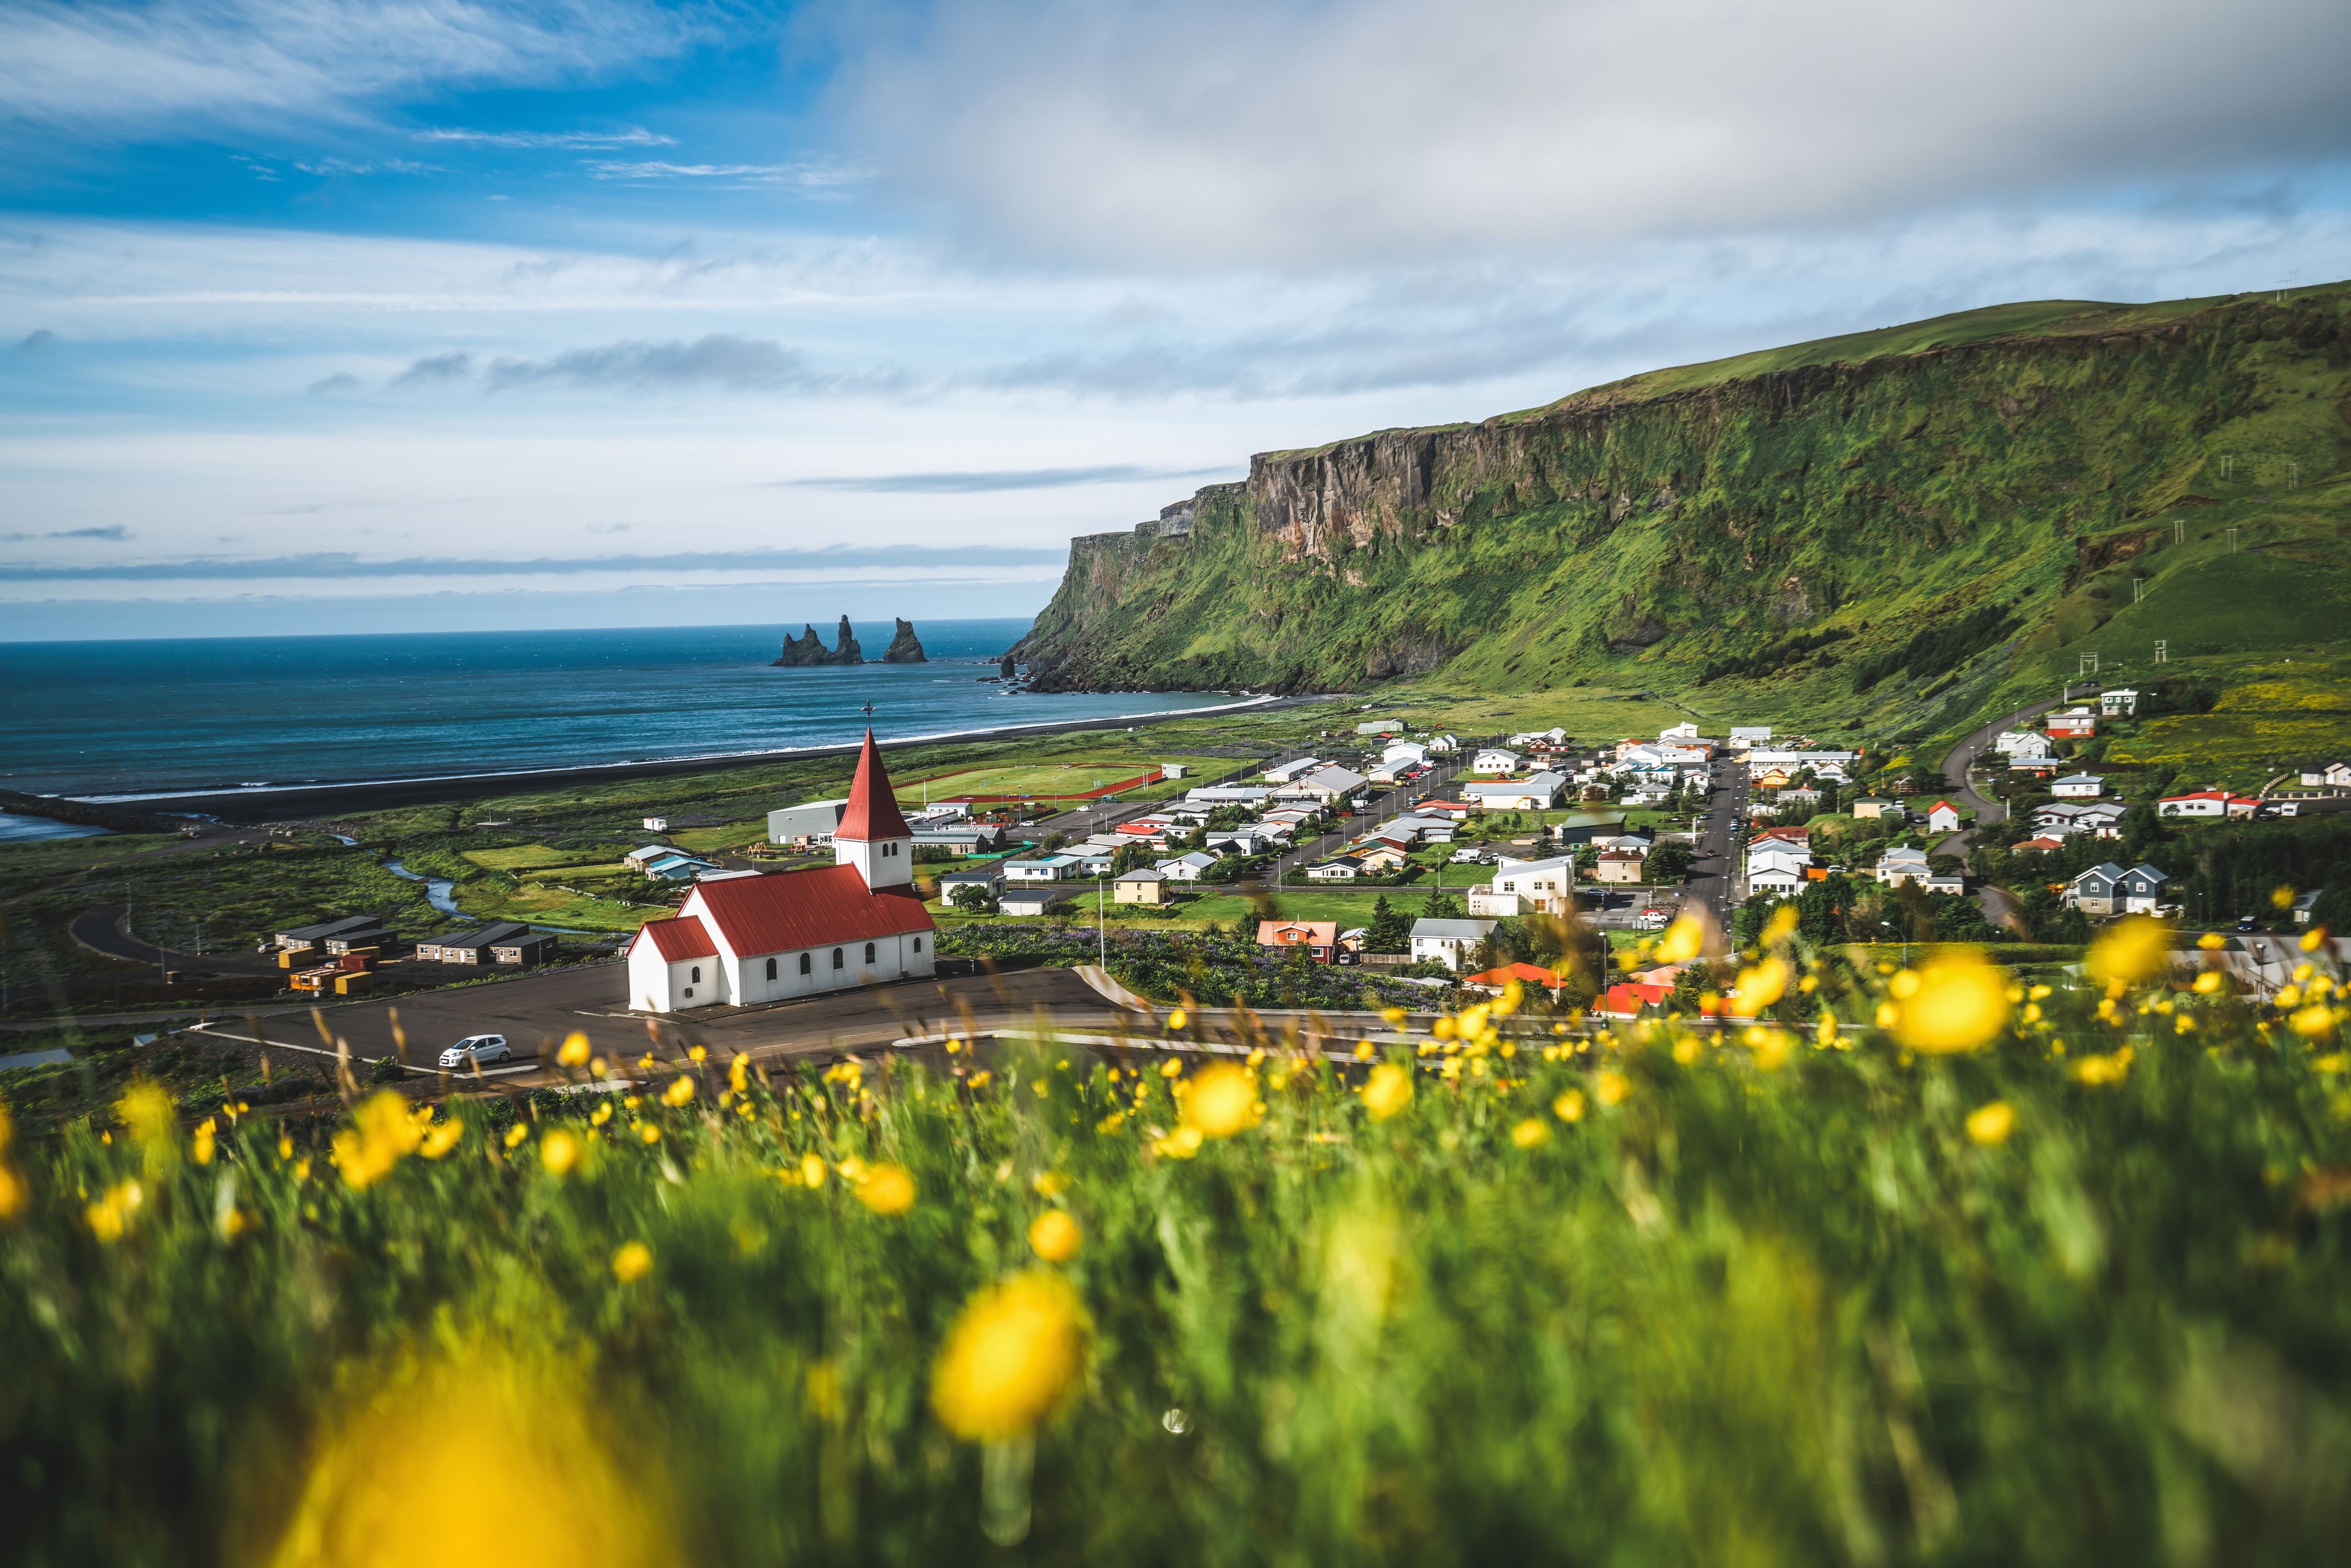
xmin=2154 ymin=640 xmax=2168 ymax=665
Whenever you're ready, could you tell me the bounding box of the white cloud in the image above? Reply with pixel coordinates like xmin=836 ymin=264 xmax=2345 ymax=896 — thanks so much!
xmin=0 ymin=0 xmax=713 ymax=135
xmin=420 ymin=125 xmax=674 ymax=148
xmin=827 ymin=0 xmax=2351 ymax=267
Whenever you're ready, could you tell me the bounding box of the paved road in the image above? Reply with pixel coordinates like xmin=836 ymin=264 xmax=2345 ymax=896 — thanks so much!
xmin=1263 ymin=748 xmax=1476 ymax=888
xmin=1936 ymin=690 xmax=2077 ymax=936
xmin=70 ymin=903 xmax=282 ymax=977
xmin=191 ymin=962 xmax=1123 ymax=1084
xmin=1682 ymin=758 xmax=1752 ymax=929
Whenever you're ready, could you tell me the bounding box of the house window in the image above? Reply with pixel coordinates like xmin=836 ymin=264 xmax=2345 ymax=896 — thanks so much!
xmin=864 ymin=942 xmax=876 ymax=964
xmin=799 ymin=952 xmax=812 ymax=974
xmin=832 ymin=948 xmax=843 ymax=970
xmin=690 ymin=965 xmax=701 ymax=984
xmin=913 ymin=936 xmax=923 ymax=952
xmin=766 ymin=957 xmax=778 ymax=981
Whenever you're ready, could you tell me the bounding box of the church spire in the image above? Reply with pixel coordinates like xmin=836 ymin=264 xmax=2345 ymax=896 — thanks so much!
xmin=834 ymin=728 xmax=912 ymax=843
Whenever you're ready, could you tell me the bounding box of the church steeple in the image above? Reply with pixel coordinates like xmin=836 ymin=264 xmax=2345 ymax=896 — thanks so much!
xmin=834 ymin=729 xmax=913 ymax=889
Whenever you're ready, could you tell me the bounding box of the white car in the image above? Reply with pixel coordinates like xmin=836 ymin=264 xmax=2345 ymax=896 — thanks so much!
xmin=439 ymin=1033 xmax=513 ymax=1069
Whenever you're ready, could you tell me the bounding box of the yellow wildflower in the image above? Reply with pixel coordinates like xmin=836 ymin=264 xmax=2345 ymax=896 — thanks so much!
xmin=336 ymin=1093 xmax=426 ymax=1189
xmin=856 ymin=1163 xmax=917 ymax=1214
xmin=611 ymin=1242 xmax=654 ymax=1283
xmin=1028 ymin=1209 xmax=1082 ymax=1263
xmin=2300 ymin=925 xmax=2329 ymax=953
xmin=1594 ymin=1069 xmax=1631 ymax=1107
xmin=663 ymin=1075 xmax=696 ymax=1107
xmin=800 ymin=1153 xmax=827 ymax=1188
xmin=1380 ymin=1006 xmax=1407 ymax=1026
xmin=2073 ymin=1047 xmax=2134 ymax=1086
xmin=2087 ymin=917 xmax=2172 ymax=988
xmin=1762 ymin=904 xmax=1800 ymax=947
xmin=1167 ymin=1008 xmax=1188 ymax=1032
xmin=1964 ymin=1101 xmax=2015 ymax=1146
xmin=85 ymin=1179 xmax=144 ymax=1242
xmin=1153 ymin=1125 xmax=1206 ymax=1159
xmin=729 ymin=1054 xmax=750 ymax=1095
xmin=420 ymin=1118 xmax=464 ymax=1158
xmin=556 ymin=1031 xmax=591 ymax=1068
xmin=2271 ymin=884 xmax=2297 ymax=910
xmin=1509 ymin=1117 xmax=1549 ymax=1149
xmin=1732 ymin=956 xmax=1789 ymax=1012
xmin=1655 ymin=913 xmax=1705 ymax=964
xmin=1893 ymin=951 xmax=2010 ymax=1054
xmin=930 ymin=1273 xmax=1084 ymax=1441
xmin=1033 ymin=1170 xmax=1070 ymax=1197
xmin=502 ymin=1123 xmax=529 ymax=1151
xmin=1553 ymin=1088 xmax=1586 ymax=1123
xmin=540 ymin=1129 xmax=581 ymax=1177
xmin=2290 ymin=1005 xmax=2337 ymax=1040
xmin=1181 ymin=1064 xmax=1259 ymax=1139
xmin=1360 ymin=1063 xmax=1413 ymax=1120
xmin=192 ymin=1118 xmax=217 ymax=1166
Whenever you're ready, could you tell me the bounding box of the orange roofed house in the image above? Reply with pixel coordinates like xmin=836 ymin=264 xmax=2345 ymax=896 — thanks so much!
xmin=626 ymin=731 xmax=936 ymax=1012
xmin=1258 ymin=920 xmax=1340 ymax=963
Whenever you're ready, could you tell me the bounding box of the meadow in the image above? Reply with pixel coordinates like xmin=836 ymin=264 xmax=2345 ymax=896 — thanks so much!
xmin=5 ymin=922 xmax=2350 ymax=1566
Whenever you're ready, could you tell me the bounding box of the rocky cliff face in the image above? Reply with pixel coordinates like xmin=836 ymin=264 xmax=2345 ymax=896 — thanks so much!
xmin=773 ymin=616 xmax=864 ymax=666
xmin=883 ymin=617 xmax=927 ymax=663
xmin=1009 ymin=288 xmax=2351 ymax=702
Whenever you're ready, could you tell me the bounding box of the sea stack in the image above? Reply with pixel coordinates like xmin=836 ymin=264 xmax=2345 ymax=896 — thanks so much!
xmin=883 ymin=618 xmax=927 ymax=663
xmin=999 ymin=654 xmax=1016 ymax=679
xmin=772 ymin=617 xmax=864 ymax=666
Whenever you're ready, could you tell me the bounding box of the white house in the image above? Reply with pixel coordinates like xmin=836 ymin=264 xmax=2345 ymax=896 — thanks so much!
xmin=1992 ymin=729 xmax=2039 ymax=756
xmin=1748 ymin=865 xmax=1808 ymax=895
xmin=1876 ymin=847 xmax=1933 ymax=887
xmin=999 ymin=888 xmax=1073 ymax=918
xmin=1289 ymin=765 xmax=1369 ymax=804
xmin=627 ymin=731 xmax=934 ymax=1012
xmin=2158 ymin=790 xmax=2243 ymax=818
xmin=2046 ymin=707 xmax=2098 ymax=739
xmin=1153 ymin=851 xmax=1219 ymax=881
xmin=1462 ymin=772 xmax=1566 ymax=810
xmin=1472 ymin=748 xmax=1522 ymax=774
xmin=1925 ymin=801 xmax=1963 ymax=834
xmin=1305 ymin=858 xmax=1364 ymax=881
xmin=2298 ymin=761 xmax=2351 ymax=789
xmin=1003 ymin=854 xmax=1079 ymax=882
xmin=1490 ymin=854 xmax=1576 ymax=916
xmin=1262 ymin=757 xmax=1323 ymax=785
xmin=1382 ymin=739 xmax=1432 ymax=768
xmin=1729 ymin=726 xmax=1773 ymax=748
xmin=2051 ymin=773 xmax=2105 ymax=799
xmin=1355 ymin=718 xmax=1403 ymax=735
xmin=2099 ymin=688 xmax=2140 ymax=717
xmin=1411 ymin=917 xmax=1498 ymax=971
xmin=1427 ymin=733 xmax=1460 ymax=754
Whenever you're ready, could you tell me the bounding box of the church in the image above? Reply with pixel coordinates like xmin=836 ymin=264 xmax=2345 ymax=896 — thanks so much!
xmin=625 ymin=730 xmax=937 ymax=1012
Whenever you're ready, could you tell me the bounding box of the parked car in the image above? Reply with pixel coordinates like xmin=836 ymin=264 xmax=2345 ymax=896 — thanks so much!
xmin=439 ymin=1033 xmax=513 ymax=1069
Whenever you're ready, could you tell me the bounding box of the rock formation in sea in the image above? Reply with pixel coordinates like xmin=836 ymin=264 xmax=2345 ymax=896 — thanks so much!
xmin=772 ymin=616 xmax=864 ymax=666
xmin=883 ymin=618 xmax=927 ymax=664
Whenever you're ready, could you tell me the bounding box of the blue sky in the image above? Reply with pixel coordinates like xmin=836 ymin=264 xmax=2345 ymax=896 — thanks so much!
xmin=3 ymin=0 xmax=2349 ymax=641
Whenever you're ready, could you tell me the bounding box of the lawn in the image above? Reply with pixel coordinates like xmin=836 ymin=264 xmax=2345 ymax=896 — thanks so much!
xmin=8 ymin=931 xmax=2350 ymax=1562
xmin=892 ymin=756 xmax=1231 ymax=806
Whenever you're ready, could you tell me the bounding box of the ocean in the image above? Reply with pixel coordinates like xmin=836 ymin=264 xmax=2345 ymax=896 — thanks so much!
xmin=0 ymin=621 xmax=1248 ymax=802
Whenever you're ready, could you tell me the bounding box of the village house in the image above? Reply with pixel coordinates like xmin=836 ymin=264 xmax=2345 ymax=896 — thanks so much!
xmin=998 ymin=888 xmax=1072 ymax=918
xmin=1875 ymin=847 xmax=1933 ymax=888
xmin=1427 ymin=733 xmax=1460 ymax=753
xmin=2298 ymin=761 xmax=2351 ymax=789
xmin=1286 ymin=765 xmax=1369 ymax=805
xmin=2066 ymin=862 xmax=2170 ymax=917
xmin=1925 ymin=801 xmax=1963 ymax=834
xmin=1460 ymin=962 xmax=1571 ymax=997
xmin=1003 ymin=854 xmax=1079 ymax=882
xmin=1152 ymin=850 xmax=1218 ymax=881
xmin=936 ymin=867 xmax=1004 ymax=903
xmin=1462 ymin=772 xmax=1566 ymax=811
xmin=2011 ymin=835 xmax=2067 ymax=854
xmin=1306 ymin=857 xmax=1365 ymax=881
xmin=1850 ymin=797 xmax=1898 ymax=820
xmin=1593 ymin=848 xmax=1646 ymax=884
xmin=626 ymin=731 xmax=935 ymax=1012
xmin=765 ymin=797 xmax=850 ymax=847
xmin=1354 ymin=718 xmax=1403 ymax=736
xmin=2046 ymin=707 xmax=2098 ymax=739
xmin=1485 ymin=853 xmax=1576 ymax=915
xmin=1410 ymin=917 xmax=1498 ymax=971
xmin=2099 ymin=688 xmax=2140 ymax=717
xmin=1755 ymin=767 xmax=1794 ymax=791
xmin=1113 ymin=867 xmax=1166 ymax=905
xmin=1259 ymin=919 xmax=1340 ymax=963
xmin=417 ymin=922 xmax=553 ymax=967
xmin=1472 ymin=747 xmax=1523 ymax=774
xmin=2050 ymin=773 xmax=2105 ymax=799
xmin=2159 ymin=790 xmax=2260 ymax=819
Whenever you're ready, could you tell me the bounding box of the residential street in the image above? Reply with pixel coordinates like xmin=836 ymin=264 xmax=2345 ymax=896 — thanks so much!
xmin=1681 ymin=758 xmax=1751 ymax=930
xmin=1937 ymin=690 xmax=2074 ymax=935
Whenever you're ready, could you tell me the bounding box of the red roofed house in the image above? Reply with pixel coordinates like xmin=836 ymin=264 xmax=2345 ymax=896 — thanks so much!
xmin=1258 ymin=920 xmax=1340 ymax=963
xmin=1462 ymin=962 xmax=1570 ymax=994
xmin=1926 ymin=800 xmax=1962 ymax=834
xmin=1751 ymin=826 xmax=1811 ymax=849
xmin=626 ymin=730 xmax=935 ymax=1012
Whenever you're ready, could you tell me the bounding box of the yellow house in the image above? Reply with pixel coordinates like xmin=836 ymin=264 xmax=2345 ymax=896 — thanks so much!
xmin=1756 ymin=767 xmax=1793 ymax=790
xmin=1114 ymin=868 xmax=1166 ymax=905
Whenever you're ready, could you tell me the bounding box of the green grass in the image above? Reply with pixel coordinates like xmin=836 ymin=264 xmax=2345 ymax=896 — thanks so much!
xmin=7 ymin=948 xmax=2351 ymax=1564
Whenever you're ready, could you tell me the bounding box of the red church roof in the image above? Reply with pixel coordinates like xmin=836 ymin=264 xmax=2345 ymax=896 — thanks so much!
xmin=835 ymin=729 xmax=913 ymax=843
xmin=684 ymin=865 xmax=932 ymax=956
xmin=631 ymin=915 xmax=718 ymax=961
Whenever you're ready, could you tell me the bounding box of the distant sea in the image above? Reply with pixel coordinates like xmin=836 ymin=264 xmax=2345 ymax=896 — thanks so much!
xmin=0 ymin=621 xmax=1249 ymax=803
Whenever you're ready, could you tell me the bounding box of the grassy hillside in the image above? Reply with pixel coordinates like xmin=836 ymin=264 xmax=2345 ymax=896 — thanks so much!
xmin=1013 ymin=283 xmax=2351 ymax=750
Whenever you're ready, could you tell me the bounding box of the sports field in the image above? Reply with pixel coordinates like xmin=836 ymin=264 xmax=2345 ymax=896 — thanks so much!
xmin=892 ymin=756 xmax=1229 ymax=806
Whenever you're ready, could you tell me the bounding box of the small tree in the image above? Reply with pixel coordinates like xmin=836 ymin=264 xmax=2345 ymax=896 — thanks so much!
xmin=1365 ymin=894 xmax=1411 ymax=954
xmin=947 ymin=883 xmax=997 ymax=914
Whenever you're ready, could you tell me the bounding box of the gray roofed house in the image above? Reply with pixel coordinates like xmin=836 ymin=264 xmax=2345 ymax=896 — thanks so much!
xmin=1409 ymin=916 xmax=1499 ymax=971
xmin=1153 ymin=851 xmax=1219 ymax=880
xmin=417 ymin=921 xmax=533 ymax=964
xmin=275 ymin=914 xmax=387 ymax=950
xmin=2066 ymin=861 xmax=2170 ymax=916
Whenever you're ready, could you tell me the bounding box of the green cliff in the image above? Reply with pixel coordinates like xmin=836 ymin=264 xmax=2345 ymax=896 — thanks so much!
xmin=1010 ymin=285 xmax=2351 ymax=729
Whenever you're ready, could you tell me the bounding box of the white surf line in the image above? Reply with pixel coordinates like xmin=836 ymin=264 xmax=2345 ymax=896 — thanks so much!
xmin=70 ymin=694 xmax=1290 ymax=805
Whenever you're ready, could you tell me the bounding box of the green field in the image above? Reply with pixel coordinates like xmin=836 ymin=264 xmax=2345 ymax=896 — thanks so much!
xmin=8 ymin=936 xmax=2351 ymax=1562
xmin=895 ymin=756 xmax=1232 ymax=805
